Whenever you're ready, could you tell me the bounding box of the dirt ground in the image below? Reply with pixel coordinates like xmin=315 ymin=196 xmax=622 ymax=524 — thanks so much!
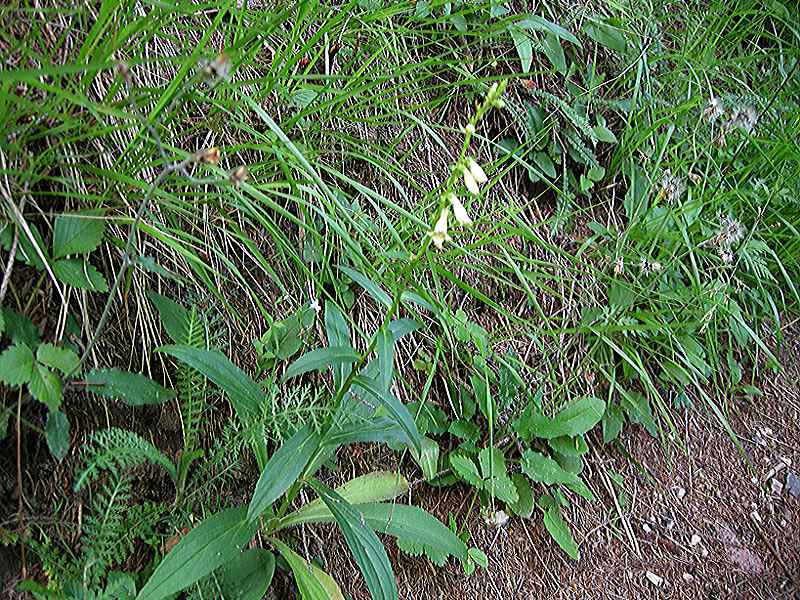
xmin=309 ymin=330 xmax=800 ymax=600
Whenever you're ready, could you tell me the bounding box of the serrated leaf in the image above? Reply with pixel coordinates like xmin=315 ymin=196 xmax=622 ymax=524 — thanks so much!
xmin=309 ymin=481 xmax=398 ymax=600
xmin=137 ymin=507 xmax=257 ymax=600
xmin=53 ymin=259 xmax=108 ymax=292
xmin=411 ymin=437 xmax=439 ymax=481
xmin=272 ymin=538 xmax=344 ymax=600
xmin=52 ymin=211 xmax=106 ymax=258
xmin=45 ymin=409 xmax=70 ymax=461
xmin=528 ymin=397 xmax=605 ymax=439
xmin=543 ymin=506 xmax=579 ymax=559
xmin=29 ymin=364 xmax=61 ymax=410
xmin=84 ymin=368 xmax=175 ymax=406
xmin=0 ymin=343 xmax=34 ymax=386
xmin=248 ymin=424 xmax=320 ymax=521
xmin=282 ymin=346 xmax=360 ymax=382
xmin=0 ymin=308 xmax=40 ymax=347
xmin=36 ymin=343 xmax=79 ymax=376
xmin=450 ymin=453 xmax=482 ymax=489
xmin=509 ymin=474 xmax=534 ymax=518
xmin=397 ymin=537 xmax=447 ymax=566
xmin=279 ymin=471 xmax=409 ymax=529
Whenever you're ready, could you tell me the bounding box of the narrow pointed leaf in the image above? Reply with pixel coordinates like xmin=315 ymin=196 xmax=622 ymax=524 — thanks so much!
xmin=271 ymin=538 xmax=344 ymax=600
xmin=282 ymin=346 xmax=360 ymax=382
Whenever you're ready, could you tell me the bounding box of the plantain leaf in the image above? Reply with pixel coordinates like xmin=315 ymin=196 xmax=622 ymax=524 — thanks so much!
xmin=309 ymin=480 xmax=398 ymax=600
xmin=352 ymin=375 xmax=422 ymax=454
xmin=211 ymin=548 xmax=275 ymax=600
xmin=282 ymin=346 xmax=360 ymax=382
xmin=84 ymin=368 xmax=175 ymax=406
xmin=279 ymin=471 xmax=409 ymax=529
xmin=271 ymin=538 xmax=344 ymax=600
xmin=248 ymin=424 xmax=320 ymax=521
xmin=375 ymin=326 xmax=394 ymax=392
xmin=324 ymin=302 xmax=351 ymax=390
xmin=136 ymin=507 xmax=257 ymax=600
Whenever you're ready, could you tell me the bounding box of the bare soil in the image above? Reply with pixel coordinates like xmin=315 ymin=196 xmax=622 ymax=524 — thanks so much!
xmin=310 ymin=330 xmax=800 ymax=600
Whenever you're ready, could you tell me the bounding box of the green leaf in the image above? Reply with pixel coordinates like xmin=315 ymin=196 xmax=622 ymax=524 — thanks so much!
xmin=478 ymin=446 xmax=518 ymax=505
xmin=410 ymin=437 xmax=439 ymax=481
xmin=36 ymin=343 xmax=79 ymax=376
xmin=527 ymin=397 xmax=605 ymax=439
xmin=29 ymin=363 xmax=61 ymax=410
xmin=414 ymin=0 xmax=430 ymax=18
xmin=248 ymin=424 xmax=320 ymax=521
xmin=593 ymin=124 xmax=617 ymax=144
xmin=84 ymin=368 xmax=175 ymax=406
xmin=137 ymin=507 xmax=258 ymax=600
xmin=271 ymin=538 xmax=344 ymax=600
xmin=212 ymin=548 xmax=275 ymax=600
xmin=45 ymin=409 xmax=70 ymax=461
xmin=352 ymin=375 xmax=422 ymax=454
xmin=159 ymin=345 xmax=264 ymax=419
xmin=508 ymin=25 xmax=532 ymax=72
xmin=375 ymin=326 xmax=394 ymax=392
xmin=518 ymin=14 xmax=580 ymax=45
xmin=543 ymin=506 xmax=579 ymax=559
xmin=359 ymin=503 xmax=469 ymax=563
xmin=541 ymin=32 xmax=567 ymax=73
xmin=0 ymin=343 xmax=34 ymax=386
xmin=521 ymin=450 xmax=594 ymax=501
xmin=0 ymin=308 xmax=40 ymax=347
xmin=309 ymin=480 xmax=398 ymax=600
xmin=341 ymin=267 xmax=392 ymax=307
xmin=509 ymin=474 xmax=534 ymax=518
xmin=52 ymin=210 xmax=106 ymax=258
xmin=279 ymin=471 xmax=409 ymax=529
xmin=53 ymin=259 xmax=109 ymax=292
xmin=583 ymin=19 xmax=628 ymax=53
xmin=282 ymin=346 xmax=360 ymax=382
xmin=449 ymin=453 xmax=482 ymax=489
xmin=602 ymin=404 xmax=624 ymax=443
xmin=547 ymin=435 xmax=589 ymax=457
xmin=534 ymin=152 xmax=557 ymax=178
xmin=148 ymin=291 xmax=190 ymax=344
xmin=324 ymin=302 xmax=351 ymax=390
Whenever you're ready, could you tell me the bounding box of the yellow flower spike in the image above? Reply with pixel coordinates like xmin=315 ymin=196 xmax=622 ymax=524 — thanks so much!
xmin=448 ymin=193 xmax=472 ymax=227
xmin=429 ymin=207 xmax=451 ymax=249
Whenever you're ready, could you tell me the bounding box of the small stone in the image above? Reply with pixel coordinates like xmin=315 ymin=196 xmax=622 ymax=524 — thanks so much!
xmin=701 ymin=547 xmax=709 ymax=558
xmin=689 ymin=534 xmax=702 ymax=547
xmin=682 ymin=572 xmax=694 ymax=583
xmin=771 ymin=479 xmax=784 ymax=495
xmin=787 ymin=472 xmax=800 ymax=497
xmin=643 ymin=523 xmax=652 ymax=534
xmin=675 ymin=487 xmax=687 ymax=499
xmin=645 ymin=571 xmax=664 ymax=587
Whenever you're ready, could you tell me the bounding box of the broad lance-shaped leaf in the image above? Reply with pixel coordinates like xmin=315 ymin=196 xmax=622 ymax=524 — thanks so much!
xmin=137 ymin=507 xmax=257 ymax=600
xmin=324 ymin=302 xmax=351 ymax=390
xmin=148 ymin=291 xmax=190 ymax=344
xmin=45 ymin=409 xmax=70 ymax=461
xmin=279 ymin=472 xmax=409 ymax=529
xmin=309 ymin=480 xmax=398 ymax=600
xmin=84 ymin=368 xmax=175 ymax=406
xmin=340 ymin=266 xmax=392 ymax=307
xmin=282 ymin=346 xmax=360 ymax=382
xmin=208 ymin=548 xmax=275 ymax=600
xmin=271 ymin=538 xmax=344 ymax=600
xmin=521 ymin=450 xmax=594 ymax=500
xmin=543 ymin=505 xmax=579 ymax=559
xmin=375 ymin=326 xmax=394 ymax=392
xmin=248 ymin=424 xmax=320 ymax=521
xmin=351 ymin=375 xmax=422 ymax=454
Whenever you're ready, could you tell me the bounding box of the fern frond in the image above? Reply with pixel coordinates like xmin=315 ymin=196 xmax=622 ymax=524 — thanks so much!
xmin=178 ymin=305 xmax=207 ymax=454
xmin=75 ymin=428 xmax=177 ymax=491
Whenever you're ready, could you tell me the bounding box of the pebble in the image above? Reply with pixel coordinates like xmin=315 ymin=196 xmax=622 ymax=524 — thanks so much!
xmin=690 ymin=534 xmax=702 ymax=547
xmin=643 ymin=523 xmax=652 ymax=534
xmin=771 ymin=479 xmax=784 ymax=495
xmin=675 ymin=487 xmax=687 ymax=499
xmin=646 ymin=571 xmax=664 ymax=587
xmin=787 ymin=471 xmax=800 ymax=497
xmin=682 ymin=572 xmax=694 ymax=583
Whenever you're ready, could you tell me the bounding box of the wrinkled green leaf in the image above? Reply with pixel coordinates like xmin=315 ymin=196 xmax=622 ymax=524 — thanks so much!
xmin=36 ymin=343 xmax=79 ymax=376
xmin=0 ymin=343 xmax=34 ymax=386
xmin=148 ymin=291 xmax=190 ymax=344
xmin=29 ymin=364 xmax=61 ymax=410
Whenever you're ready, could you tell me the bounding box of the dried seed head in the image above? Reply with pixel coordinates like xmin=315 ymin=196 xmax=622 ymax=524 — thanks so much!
xmin=229 ymin=165 xmax=248 ymax=187
xmin=660 ymin=168 xmax=686 ymax=205
xmin=199 ymin=147 xmax=221 ymax=165
xmin=729 ymin=105 xmax=758 ymax=134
